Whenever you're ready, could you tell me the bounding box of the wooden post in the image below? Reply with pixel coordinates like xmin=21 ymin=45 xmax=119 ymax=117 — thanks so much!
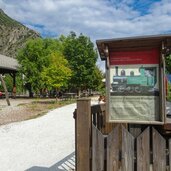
xmin=0 ymin=74 xmax=10 ymax=106
xmin=76 ymin=98 xmax=91 ymax=171
xmin=162 ymin=41 xmax=166 ymax=123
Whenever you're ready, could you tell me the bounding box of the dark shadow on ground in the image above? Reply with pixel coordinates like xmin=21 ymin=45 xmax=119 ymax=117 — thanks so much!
xmin=26 ymin=152 xmax=75 ymax=171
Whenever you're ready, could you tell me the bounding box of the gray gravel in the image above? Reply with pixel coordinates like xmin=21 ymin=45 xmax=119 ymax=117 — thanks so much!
xmin=0 ymin=103 xmax=76 ymax=171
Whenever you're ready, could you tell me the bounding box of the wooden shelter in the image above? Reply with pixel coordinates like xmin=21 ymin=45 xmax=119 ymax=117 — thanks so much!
xmin=0 ymin=53 xmax=19 ymax=87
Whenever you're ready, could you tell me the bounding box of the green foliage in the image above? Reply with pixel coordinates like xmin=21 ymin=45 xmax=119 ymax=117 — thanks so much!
xmin=17 ymin=38 xmax=47 ymax=92
xmin=16 ymin=73 xmax=24 ymax=93
xmin=166 ymin=55 xmax=171 ymax=74
xmin=17 ymin=38 xmax=67 ymax=93
xmin=16 ymin=32 xmax=103 ymax=94
xmin=167 ymin=82 xmax=171 ymax=101
xmin=61 ymin=32 xmax=100 ymax=91
xmin=0 ymin=73 xmax=23 ymax=93
xmin=0 ymin=75 xmax=12 ymax=92
xmin=89 ymin=66 xmax=104 ymax=90
xmin=41 ymin=52 xmax=72 ymax=90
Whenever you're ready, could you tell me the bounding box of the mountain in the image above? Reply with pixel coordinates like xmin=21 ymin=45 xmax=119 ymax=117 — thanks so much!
xmin=0 ymin=9 xmax=40 ymax=58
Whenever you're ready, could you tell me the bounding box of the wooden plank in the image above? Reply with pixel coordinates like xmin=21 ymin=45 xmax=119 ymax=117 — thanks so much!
xmin=153 ymin=127 xmax=166 ymax=171
xmin=105 ymin=120 xmax=163 ymax=124
xmin=108 ymin=40 xmax=161 ymax=48
xmin=101 ymin=121 xmax=116 ymax=135
xmin=169 ymin=139 xmax=171 ymax=171
xmin=121 ymin=125 xmax=134 ymax=171
xmin=129 ymin=124 xmax=142 ymax=138
xmin=76 ymin=99 xmax=91 ymax=171
xmin=92 ymin=125 xmax=104 ymax=171
xmin=109 ymin=45 xmax=160 ymax=52
xmin=137 ymin=127 xmax=150 ymax=171
xmin=107 ymin=125 xmax=120 ymax=171
xmin=161 ymin=41 xmax=166 ymax=123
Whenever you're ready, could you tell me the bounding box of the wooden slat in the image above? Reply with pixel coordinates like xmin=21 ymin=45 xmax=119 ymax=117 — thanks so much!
xmin=137 ymin=127 xmax=150 ymax=171
xmin=92 ymin=125 xmax=104 ymax=171
xmin=108 ymin=39 xmax=161 ymax=48
xmin=101 ymin=121 xmax=116 ymax=135
xmin=91 ymin=103 xmax=117 ymax=135
xmin=109 ymin=45 xmax=160 ymax=52
xmin=107 ymin=125 xmax=120 ymax=171
xmin=153 ymin=128 xmax=166 ymax=171
xmin=169 ymin=139 xmax=171 ymax=171
xmin=129 ymin=124 xmax=142 ymax=138
xmin=76 ymin=99 xmax=91 ymax=171
xmin=122 ymin=126 xmax=134 ymax=171
xmin=161 ymin=42 xmax=166 ymax=123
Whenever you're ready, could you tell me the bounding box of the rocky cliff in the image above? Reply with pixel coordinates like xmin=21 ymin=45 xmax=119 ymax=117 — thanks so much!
xmin=0 ymin=9 xmax=40 ymax=58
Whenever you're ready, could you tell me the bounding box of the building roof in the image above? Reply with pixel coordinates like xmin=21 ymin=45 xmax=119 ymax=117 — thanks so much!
xmin=96 ymin=34 xmax=171 ymax=60
xmin=0 ymin=54 xmax=19 ymax=74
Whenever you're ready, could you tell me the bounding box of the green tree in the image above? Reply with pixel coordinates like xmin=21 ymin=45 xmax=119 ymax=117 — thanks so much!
xmin=0 ymin=73 xmax=23 ymax=94
xmin=17 ymin=38 xmax=65 ymax=97
xmin=0 ymin=75 xmax=12 ymax=92
xmin=41 ymin=52 xmax=72 ymax=90
xmin=166 ymin=55 xmax=171 ymax=74
xmin=62 ymin=32 xmax=99 ymax=94
xmin=90 ymin=66 xmax=104 ymax=91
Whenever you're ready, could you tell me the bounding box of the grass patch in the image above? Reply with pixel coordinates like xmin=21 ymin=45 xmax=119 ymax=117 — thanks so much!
xmin=0 ymin=98 xmax=76 ymax=125
xmin=26 ymin=98 xmax=76 ymax=120
xmin=26 ymin=111 xmax=48 ymax=120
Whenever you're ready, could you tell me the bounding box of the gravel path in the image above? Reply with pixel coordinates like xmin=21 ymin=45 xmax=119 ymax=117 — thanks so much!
xmin=0 ymin=103 xmax=76 ymax=171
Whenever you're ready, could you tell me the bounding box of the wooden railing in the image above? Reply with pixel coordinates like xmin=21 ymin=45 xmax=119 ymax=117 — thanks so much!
xmin=74 ymin=99 xmax=171 ymax=171
xmin=74 ymin=99 xmax=115 ymax=171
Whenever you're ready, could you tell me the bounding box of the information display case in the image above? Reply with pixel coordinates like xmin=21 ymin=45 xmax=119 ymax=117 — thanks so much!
xmin=97 ymin=35 xmax=171 ymax=124
xmin=109 ymin=49 xmax=160 ymax=122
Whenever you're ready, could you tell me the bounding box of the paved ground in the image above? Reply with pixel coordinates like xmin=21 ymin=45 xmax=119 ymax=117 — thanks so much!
xmin=0 ymin=103 xmax=76 ymax=171
xmin=0 ymin=97 xmax=99 ymax=171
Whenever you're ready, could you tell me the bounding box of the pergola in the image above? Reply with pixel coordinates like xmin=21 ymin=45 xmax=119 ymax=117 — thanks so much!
xmin=0 ymin=54 xmax=19 ymax=87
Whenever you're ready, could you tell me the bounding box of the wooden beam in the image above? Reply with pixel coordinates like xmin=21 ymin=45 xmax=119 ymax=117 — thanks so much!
xmin=76 ymin=99 xmax=91 ymax=171
xmin=0 ymin=74 xmax=10 ymax=106
xmin=161 ymin=41 xmax=166 ymax=123
xmin=109 ymin=45 xmax=161 ymax=52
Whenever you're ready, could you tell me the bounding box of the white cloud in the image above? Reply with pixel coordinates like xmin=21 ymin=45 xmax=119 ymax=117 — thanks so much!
xmin=0 ymin=0 xmax=139 ymax=38
xmin=1 ymin=0 xmax=171 ymax=39
xmin=1 ymin=0 xmax=171 ymax=71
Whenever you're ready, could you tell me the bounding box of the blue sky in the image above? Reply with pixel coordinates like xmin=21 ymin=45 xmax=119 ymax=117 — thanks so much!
xmin=1 ymin=0 xmax=171 ymax=40
xmin=1 ymin=0 xmax=171 ymax=70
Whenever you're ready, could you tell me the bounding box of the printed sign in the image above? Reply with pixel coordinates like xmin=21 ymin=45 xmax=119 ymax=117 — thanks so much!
xmin=108 ymin=49 xmax=160 ymax=122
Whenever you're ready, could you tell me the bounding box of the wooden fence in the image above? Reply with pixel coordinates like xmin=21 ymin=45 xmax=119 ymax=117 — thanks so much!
xmin=74 ymin=99 xmax=171 ymax=171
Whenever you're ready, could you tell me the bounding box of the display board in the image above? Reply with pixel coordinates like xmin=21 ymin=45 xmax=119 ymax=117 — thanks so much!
xmin=108 ymin=49 xmax=160 ymax=122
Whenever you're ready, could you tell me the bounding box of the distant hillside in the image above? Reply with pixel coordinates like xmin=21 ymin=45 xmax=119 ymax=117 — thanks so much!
xmin=0 ymin=9 xmax=40 ymax=58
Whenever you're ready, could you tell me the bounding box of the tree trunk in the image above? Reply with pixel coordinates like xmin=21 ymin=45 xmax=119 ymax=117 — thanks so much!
xmin=29 ymin=90 xmax=33 ymax=98
xmin=25 ymin=82 xmax=33 ymax=98
xmin=0 ymin=74 xmax=10 ymax=106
